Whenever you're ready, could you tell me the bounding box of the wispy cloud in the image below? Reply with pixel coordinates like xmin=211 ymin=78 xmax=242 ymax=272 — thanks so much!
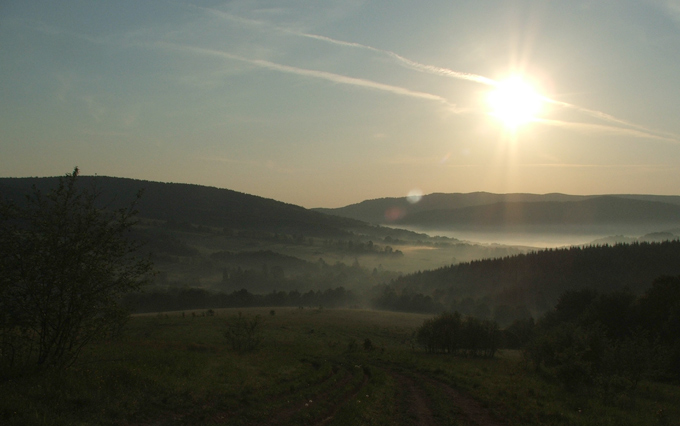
xmin=295 ymin=32 xmax=496 ymax=86
xmin=31 ymin=4 xmax=678 ymax=144
xmin=535 ymin=118 xmax=680 ymax=143
xmin=196 ymin=6 xmax=679 ymax=142
xmin=545 ymin=99 xmax=680 ymax=142
xmin=154 ymin=42 xmax=457 ymax=108
xmin=518 ymin=162 xmax=671 ymax=169
xmin=196 ymin=6 xmax=495 ymax=86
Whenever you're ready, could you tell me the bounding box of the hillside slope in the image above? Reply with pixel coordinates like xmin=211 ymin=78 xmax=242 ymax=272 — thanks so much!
xmin=389 ymin=240 xmax=680 ymax=315
xmin=396 ymin=196 xmax=680 ymax=230
xmin=0 ymin=176 xmax=364 ymax=236
xmin=314 ymin=192 xmax=589 ymax=224
xmin=316 ymin=192 xmax=680 ymax=230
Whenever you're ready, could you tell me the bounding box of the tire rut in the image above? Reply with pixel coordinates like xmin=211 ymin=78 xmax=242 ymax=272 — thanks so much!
xmin=388 ymin=370 xmax=507 ymax=426
xmin=392 ymin=372 xmax=438 ymax=426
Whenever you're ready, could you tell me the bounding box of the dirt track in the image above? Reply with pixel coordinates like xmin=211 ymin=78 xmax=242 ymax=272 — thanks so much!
xmin=390 ymin=370 xmax=507 ymax=426
xmin=128 ymin=365 xmax=507 ymax=426
xmin=257 ymin=366 xmax=508 ymax=426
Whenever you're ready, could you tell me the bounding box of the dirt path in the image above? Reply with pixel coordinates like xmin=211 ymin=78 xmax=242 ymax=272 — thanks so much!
xmin=126 ymin=365 xmax=506 ymax=426
xmin=392 ymin=372 xmax=438 ymax=426
xmin=389 ymin=370 xmax=507 ymax=426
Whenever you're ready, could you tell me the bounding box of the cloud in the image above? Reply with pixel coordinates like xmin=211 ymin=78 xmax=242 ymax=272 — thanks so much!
xmin=154 ymin=42 xmax=458 ymax=108
xmin=195 ymin=6 xmax=680 ymax=143
xmin=651 ymin=0 xmax=680 ymax=24
xmin=196 ymin=6 xmax=495 ymax=86
xmin=518 ymin=162 xmax=670 ymax=169
xmin=546 ymin=99 xmax=680 ymax=142
xmin=535 ymin=118 xmax=680 ymax=143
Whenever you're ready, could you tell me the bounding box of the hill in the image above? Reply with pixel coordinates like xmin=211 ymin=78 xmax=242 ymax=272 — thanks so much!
xmin=0 ymin=175 xmax=364 ymax=237
xmin=314 ymin=192 xmax=590 ymax=224
xmin=384 ymin=240 xmax=680 ymax=318
xmin=315 ymin=193 xmax=680 ymax=233
xmin=396 ymin=196 xmax=680 ymax=231
xmin=1 ymin=174 xmax=530 ymax=296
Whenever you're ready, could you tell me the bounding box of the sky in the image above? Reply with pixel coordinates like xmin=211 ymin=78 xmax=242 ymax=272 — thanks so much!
xmin=2 ymin=0 xmax=680 ymax=208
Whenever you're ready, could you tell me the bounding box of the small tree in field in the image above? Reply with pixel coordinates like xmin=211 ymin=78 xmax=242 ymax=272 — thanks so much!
xmin=0 ymin=168 xmax=152 ymax=369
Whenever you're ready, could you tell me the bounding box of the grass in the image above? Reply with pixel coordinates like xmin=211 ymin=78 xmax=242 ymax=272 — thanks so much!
xmin=1 ymin=307 xmax=678 ymax=425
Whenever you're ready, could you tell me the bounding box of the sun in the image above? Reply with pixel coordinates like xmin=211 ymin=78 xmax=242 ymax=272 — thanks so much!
xmin=487 ymin=76 xmax=543 ymax=128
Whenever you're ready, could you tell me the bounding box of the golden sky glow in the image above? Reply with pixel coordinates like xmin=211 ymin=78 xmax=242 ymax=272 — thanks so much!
xmin=2 ymin=1 xmax=680 ymax=207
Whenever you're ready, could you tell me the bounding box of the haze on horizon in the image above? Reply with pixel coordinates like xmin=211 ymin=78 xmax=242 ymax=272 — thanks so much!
xmin=2 ymin=1 xmax=680 ymax=209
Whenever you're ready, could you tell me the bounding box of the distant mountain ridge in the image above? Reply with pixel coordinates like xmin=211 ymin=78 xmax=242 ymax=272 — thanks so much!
xmin=314 ymin=192 xmax=591 ymax=224
xmin=314 ymin=192 xmax=680 ymax=232
xmin=0 ymin=175 xmax=365 ymax=236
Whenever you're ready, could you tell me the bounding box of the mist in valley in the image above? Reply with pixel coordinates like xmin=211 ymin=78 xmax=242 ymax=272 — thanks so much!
xmin=396 ymin=225 xmax=680 ymax=249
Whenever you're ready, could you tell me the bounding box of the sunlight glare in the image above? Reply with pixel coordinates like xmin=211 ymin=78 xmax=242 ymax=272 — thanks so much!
xmin=487 ymin=76 xmax=543 ymax=128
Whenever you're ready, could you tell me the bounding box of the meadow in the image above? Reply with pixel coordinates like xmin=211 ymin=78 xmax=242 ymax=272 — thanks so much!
xmin=2 ymin=307 xmax=678 ymax=426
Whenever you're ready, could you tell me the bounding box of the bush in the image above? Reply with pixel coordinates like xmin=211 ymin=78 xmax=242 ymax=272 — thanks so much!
xmin=224 ymin=312 xmax=263 ymax=353
xmin=0 ymin=168 xmax=152 ymax=370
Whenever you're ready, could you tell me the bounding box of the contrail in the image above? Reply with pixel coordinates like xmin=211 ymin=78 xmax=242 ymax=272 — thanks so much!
xmin=298 ymin=32 xmax=496 ymax=86
xmin=196 ymin=6 xmax=496 ymax=86
xmin=155 ymin=42 xmax=457 ymax=107
xmin=545 ymin=98 xmax=680 ymax=141
xmin=535 ymin=118 xmax=680 ymax=144
xmin=192 ymin=6 xmax=680 ymax=141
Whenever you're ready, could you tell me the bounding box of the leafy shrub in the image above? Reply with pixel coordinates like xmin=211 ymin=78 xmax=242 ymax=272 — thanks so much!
xmin=0 ymin=168 xmax=152 ymax=370
xmin=224 ymin=312 xmax=263 ymax=353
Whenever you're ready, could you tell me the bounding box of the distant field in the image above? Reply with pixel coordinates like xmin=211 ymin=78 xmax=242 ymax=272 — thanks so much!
xmin=2 ymin=308 xmax=678 ymax=425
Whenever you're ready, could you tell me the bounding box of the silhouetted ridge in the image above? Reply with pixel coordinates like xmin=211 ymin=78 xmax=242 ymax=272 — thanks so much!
xmin=315 ymin=192 xmax=680 ymax=228
xmin=397 ymin=196 xmax=680 ymax=228
xmin=0 ymin=176 xmax=365 ymax=236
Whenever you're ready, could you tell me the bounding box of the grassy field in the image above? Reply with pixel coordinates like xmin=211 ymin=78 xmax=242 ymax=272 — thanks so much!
xmin=2 ymin=308 xmax=678 ymax=425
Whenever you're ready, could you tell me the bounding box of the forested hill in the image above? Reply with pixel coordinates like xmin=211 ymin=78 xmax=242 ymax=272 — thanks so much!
xmin=315 ymin=192 xmax=680 ymax=228
xmin=396 ymin=196 xmax=680 ymax=230
xmin=390 ymin=240 xmax=680 ymax=314
xmin=0 ymin=176 xmax=365 ymax=236
xmin=314 ymin=192 xmax=589 ymax=224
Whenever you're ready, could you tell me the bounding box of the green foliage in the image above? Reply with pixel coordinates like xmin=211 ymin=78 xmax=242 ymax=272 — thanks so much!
xmin=416 ymin=311 xmax=499 ymax=357
xmin=0 ymin=308 xmax=678 ymax=425
xmin=525 ymin=281 xmax=680 ymax=397
xmin=394 ymin=242 xmax=680 ymax=314
xmin=224 ymin=312 xmax=263 ymax=353
xmin=372 ymin=286 xmax=445 ymax=313
xmin=0 ymin=168 xmax=152 ymax=370
xmin=124 ymin=286 xmax=359 ymax=313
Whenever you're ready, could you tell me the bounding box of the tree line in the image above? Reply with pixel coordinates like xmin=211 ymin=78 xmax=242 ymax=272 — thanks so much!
xmin=123 ymin=286 xmax=359 ymax=313
xmin=416 ymin=311 xmax=499 ymax=358
xmin=522 ymin=275 xmax=680 ymax=397
xmin=391 ymin=241 xmax=680 ymax=314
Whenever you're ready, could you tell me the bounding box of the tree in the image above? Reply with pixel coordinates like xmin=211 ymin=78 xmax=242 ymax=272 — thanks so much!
xmin=0 ymin=168 xmax=152 ymax=369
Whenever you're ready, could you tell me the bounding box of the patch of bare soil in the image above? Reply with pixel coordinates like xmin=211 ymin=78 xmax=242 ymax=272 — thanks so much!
xmin=311 ymin=369 xmax=369 ymax=426
xmin=389 ymin=370 xmax=507 ymax=426
xmin=257 ymin=368 xmax=359 ymax=426
xmin=392 ymin=372 xmax=438 ymax=426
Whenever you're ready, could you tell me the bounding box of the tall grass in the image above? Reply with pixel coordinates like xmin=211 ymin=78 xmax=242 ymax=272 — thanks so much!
xmin=0 ymin=308 xmax=677 ymax=425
